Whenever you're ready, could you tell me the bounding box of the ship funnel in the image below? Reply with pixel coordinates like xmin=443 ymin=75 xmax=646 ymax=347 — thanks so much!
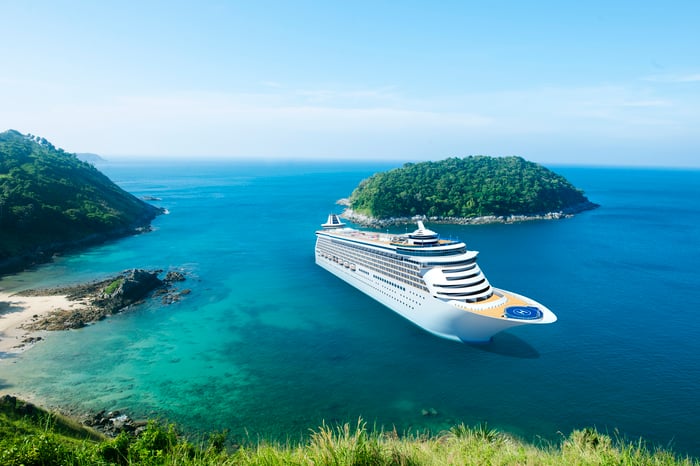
xmin=322 ymin=214 xmax=346 ymax=229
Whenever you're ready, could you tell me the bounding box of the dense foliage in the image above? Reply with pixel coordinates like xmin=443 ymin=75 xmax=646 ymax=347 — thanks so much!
xmin=0 ymin=397 xmax=695 ymax=465
xmin=0 ymin=130 xmax=160 ymax=263
xmin=349 ymin=156 xmax=592 ymax=219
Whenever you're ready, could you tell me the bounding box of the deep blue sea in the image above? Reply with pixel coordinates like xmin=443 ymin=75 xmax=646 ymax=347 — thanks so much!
xmin=1 ymin=161 xmax=699 ymax=456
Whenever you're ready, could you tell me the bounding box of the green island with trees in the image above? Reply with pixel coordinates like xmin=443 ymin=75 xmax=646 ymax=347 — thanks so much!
xmin=346 ymin=156 xmax=597 ymax=226
xmin=0 ymin=395 xmax=695 ymax=465
xmin=0 ymin=130 xmax=162 ymax=274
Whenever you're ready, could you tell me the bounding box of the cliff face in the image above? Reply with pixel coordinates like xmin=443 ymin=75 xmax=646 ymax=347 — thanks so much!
xmin=0 ymin=130 xmax=162 ymax=273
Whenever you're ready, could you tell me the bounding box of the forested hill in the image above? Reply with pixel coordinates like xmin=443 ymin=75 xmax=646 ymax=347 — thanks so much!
xmin=0 ymin=130 xmax=161 ymax=272
xmin=347 ymin=156 xmax=597 ymax=221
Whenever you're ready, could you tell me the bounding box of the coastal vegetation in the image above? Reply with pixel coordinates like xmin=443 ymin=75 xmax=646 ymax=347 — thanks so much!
xmin=0 ymin=130 xmax=161 ymax=273
xmin=347 ymin=156 xmax=596 ymax=222
xmin=0 ymin=396 xmax=695 ymax=465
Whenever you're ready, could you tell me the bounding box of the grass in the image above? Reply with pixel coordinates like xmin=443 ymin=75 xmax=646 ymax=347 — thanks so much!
xmin=0 ymin=396 xmax=697 ymax=465
xmin=103 ymin=277 xmax=124 ymax=295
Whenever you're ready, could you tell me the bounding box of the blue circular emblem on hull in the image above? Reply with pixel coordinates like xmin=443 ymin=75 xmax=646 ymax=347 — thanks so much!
xmin=505 ymin=306 xmax=543 ymax=320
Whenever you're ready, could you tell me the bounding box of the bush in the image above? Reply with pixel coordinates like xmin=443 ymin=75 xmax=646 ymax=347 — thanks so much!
xmin=0 ymin=433 xmax=72 ymax=466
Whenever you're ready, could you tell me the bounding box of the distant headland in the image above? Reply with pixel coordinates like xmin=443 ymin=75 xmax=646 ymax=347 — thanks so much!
xmin=75 ymin=152 xmax=106 ymax=163
xmin=340 ymin=156 xmax=598 ymax=227
xmin=0 ymin=130 xmax=162 ymax=274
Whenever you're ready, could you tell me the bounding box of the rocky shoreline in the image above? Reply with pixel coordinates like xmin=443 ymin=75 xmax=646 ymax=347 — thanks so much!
xmin=1 ymin=269 xmax=191 ymax=438
xmin=1 ymin=393 xmax=147 ymax=439
xmin=337 ymin=199 xmax=599 ymax=228
xmin=82 ymin=408 xmax=150 ymax=437
xmin=18 ymin=268 xmax=189 ymax=332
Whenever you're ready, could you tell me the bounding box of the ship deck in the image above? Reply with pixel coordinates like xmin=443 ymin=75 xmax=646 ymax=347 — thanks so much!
xmin=454 ymin=290 xmax=532 ymax=319
xmin=321 ymin=229 xmax=456 ymax=247
xmin=321 ymin=229 xmax=393 ymax=246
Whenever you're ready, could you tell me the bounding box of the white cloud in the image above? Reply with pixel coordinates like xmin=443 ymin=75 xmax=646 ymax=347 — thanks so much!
xmin=642 ymin=73 xmax=700 ymax=83
xmin=0 ymin=89 xmax=492 ymax=157
xmin=1 ymin=80 xmax=698 ymax=165
xmin=260 ymin=81 xmax=284 ymax=88
xmin=293 ymin=86 xmax=399 ymax=104
xmin=618 ymin=99 xmax=671 ymax=108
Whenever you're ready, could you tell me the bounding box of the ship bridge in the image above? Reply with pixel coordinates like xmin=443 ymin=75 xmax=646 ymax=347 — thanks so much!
xmin=406 ymin=221 xmax=439 ymax=246
xmin=394 ymin=222 xmax=466 ymax=257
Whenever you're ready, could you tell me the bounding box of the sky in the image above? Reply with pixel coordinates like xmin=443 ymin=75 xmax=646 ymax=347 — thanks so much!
xmin=1 ymin=1 xmax=699 ymax=166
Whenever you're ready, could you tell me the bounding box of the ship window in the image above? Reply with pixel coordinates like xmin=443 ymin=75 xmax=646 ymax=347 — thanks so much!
xmin=423 ymin=259 xmax=476 ymax=267
xmin=434 ymin=278 xmax=486 ymax=288
xmin=442 ymin=263 xmax=477 ymax=273
xmin=397 ymin=247 xmax=466 ymax=257
xmin=445 ymin=271 xmax=481 ymax=281
xmin=436 ymin=286 xmax=491 ymax=297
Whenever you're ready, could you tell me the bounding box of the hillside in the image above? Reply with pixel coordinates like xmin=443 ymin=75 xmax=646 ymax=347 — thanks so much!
xmin=347 ymin=156 xmax=597 ymax=223
xmin=0 ymin=396 xmax=695 ymax=465
xmin=0 ymin=130 xmax=161 ymax=273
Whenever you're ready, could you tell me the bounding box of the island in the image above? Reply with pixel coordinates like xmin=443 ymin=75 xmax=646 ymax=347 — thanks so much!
xmin=0 ymin=130 xmax=163 ymax=274
xmin=343 ymin=156 xmax=598 ymax=227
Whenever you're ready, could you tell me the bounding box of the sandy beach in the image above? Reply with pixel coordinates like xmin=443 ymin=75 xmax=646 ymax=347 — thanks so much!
xmin=0 ymin=291 xmax=87 ymax=356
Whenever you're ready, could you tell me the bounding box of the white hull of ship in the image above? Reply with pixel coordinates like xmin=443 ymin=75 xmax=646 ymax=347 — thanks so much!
xmin=315 ymin=252 xmax=547 ymax=343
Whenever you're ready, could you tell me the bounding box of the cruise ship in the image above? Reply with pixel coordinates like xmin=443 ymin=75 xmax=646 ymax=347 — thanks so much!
xmin=315 ymin=214 xmax=557 ymax=343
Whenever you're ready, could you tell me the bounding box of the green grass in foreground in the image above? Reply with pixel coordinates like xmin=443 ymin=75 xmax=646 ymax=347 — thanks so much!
xmin=0 ymin=397 xmax=696 ymax=465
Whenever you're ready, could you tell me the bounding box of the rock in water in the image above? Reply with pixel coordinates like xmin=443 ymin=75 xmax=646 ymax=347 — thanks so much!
xmin=164 ymin=271 xmax=186 ymax=283
xmin=94 ymin=269 xmax=164 ymax=314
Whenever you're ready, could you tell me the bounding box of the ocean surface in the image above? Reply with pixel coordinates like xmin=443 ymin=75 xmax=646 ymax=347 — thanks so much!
xmin=1 ymin=161 xmax=699 ymax=456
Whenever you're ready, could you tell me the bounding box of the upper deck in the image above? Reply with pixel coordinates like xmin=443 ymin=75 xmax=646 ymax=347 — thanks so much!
xmin=317 ymin=215 xmax=475 ymax=262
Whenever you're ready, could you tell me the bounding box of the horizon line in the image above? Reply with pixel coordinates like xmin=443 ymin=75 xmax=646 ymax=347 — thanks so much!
xmin=88 ymin=155 xmax=700 ymax=170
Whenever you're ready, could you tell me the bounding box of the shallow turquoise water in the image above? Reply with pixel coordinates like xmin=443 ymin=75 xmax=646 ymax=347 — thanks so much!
xmin=1 ymin=162 xmax=699 ymax=456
